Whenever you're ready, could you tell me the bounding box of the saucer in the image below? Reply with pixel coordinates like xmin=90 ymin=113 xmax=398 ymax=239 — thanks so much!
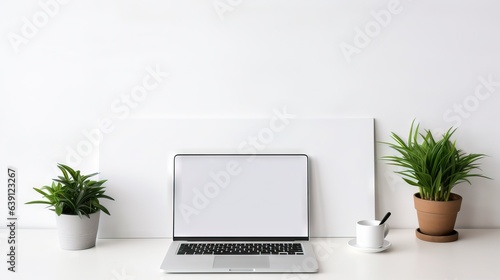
xmin=415 ymin=228 xmax=459 ymax=242
xmin=348 ymin=239 xmax=391 ymax=253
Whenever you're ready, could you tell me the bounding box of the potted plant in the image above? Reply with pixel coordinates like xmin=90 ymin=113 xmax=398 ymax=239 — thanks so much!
xmin=26 ymin=164 xmax=114 ymax=250
xmin=382 ymin=121 xmax=490 ymax=242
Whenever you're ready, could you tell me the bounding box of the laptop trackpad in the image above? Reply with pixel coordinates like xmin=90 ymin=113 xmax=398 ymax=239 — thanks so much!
xmin=213 ymin=256 xmax=270 ymax=269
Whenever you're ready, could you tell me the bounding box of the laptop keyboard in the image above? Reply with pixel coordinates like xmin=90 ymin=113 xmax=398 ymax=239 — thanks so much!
xmin=177 ymin=243 xmax=304 ymax=255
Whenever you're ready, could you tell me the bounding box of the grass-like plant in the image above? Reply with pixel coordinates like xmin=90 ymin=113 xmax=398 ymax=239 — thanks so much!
xmin=382 ymin=121 xmax=490 ymax=201
xmin=26 ymin=164 xmax=114 ymax=217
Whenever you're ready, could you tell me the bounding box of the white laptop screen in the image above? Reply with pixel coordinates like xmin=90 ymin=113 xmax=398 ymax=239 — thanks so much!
xmin=173 ymin=154 xmax=309 ymax=240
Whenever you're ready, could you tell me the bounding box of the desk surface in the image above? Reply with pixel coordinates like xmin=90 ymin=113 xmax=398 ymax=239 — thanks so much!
xmin=1 ymin=229 xmax=499 ymax=280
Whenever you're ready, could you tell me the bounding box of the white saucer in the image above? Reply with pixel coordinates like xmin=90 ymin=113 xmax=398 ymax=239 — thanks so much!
xmin=348 ymin=239 xmax=391 ymax=253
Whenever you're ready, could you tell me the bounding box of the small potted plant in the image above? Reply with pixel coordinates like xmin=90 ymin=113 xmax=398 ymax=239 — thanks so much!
xmin=26 ymin=164 xmax=114 ymax=250
xmin=382 ymin=121 xmax=490 ymax=242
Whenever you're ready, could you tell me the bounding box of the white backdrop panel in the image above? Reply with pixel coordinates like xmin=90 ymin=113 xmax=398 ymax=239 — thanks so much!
xmin=98 ymin=117 xmax=374 ymax=238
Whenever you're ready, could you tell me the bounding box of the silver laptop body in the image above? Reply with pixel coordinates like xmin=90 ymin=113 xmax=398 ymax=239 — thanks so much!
xmin=160 ymin=154 xmax=319 ymax=273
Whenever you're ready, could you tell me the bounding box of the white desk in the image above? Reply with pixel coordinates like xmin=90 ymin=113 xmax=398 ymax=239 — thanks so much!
xmin=1 ymin=229 xmax=499 ymax=280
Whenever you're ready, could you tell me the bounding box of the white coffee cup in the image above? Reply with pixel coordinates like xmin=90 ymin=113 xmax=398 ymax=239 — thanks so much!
xmin=356 ymin=220 xmax=390 ymax=248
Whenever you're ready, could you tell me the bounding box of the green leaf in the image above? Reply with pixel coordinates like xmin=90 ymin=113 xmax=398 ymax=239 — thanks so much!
xmin=25 ymin=200 xmax=53 ymax=205
xmin=55 ymin=203 xmax=63 ymax=216
xmin=26 ymin=164 xmax=115 ymax=216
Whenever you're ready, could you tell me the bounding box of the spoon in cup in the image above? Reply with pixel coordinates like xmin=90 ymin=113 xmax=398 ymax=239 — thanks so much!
xmin=379 ymin=212 xmax=391 ymax=225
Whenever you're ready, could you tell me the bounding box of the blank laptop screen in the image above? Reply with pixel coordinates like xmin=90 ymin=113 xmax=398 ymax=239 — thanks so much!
xmin=173 ymin=154 xmax=309 ymax=240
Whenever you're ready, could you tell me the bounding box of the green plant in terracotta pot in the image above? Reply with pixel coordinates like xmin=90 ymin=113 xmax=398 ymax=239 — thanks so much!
xmin=382 ymin=121 xmax=490 ymax=242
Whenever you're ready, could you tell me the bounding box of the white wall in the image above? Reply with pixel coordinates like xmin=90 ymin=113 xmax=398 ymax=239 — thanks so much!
xmin=97 ymin=118 xmax=375 ymax=237
xmin=1 ymin=0 xmax=499 ymax=233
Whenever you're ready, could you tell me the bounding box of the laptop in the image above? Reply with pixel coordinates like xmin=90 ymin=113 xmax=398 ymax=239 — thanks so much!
xmin=160 ymin=154 xmax=319 ymax=273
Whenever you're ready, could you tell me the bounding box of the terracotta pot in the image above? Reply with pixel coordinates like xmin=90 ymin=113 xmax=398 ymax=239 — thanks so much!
xmin=413 ymin=193 xmax=462 ymax=236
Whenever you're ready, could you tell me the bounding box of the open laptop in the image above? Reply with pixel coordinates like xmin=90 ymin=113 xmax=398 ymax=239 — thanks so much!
xmin=160 ymin=154 xmax=319 ymax=273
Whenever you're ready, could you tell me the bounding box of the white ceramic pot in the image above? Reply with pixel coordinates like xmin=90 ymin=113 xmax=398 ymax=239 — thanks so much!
xmin=56 ymin=211 xmax=100 ymax=250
